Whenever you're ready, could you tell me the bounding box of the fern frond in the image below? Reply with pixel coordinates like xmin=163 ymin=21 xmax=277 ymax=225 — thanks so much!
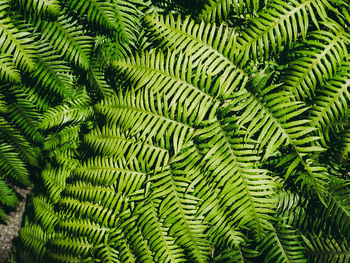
xmin=259 ymin=225 xmax=307 ymax=263
xmin=340 ymin=127 xmax=350 ymax=162
xmin=40 ymin=88 xmax=92 ymax=129
xmin=44 ymin=125 xmax=80 ymax=151
xmin=58 ymin=218 xmax=109 ymax=244
xmin=32 ymin=196 xmax=59 ymax=230
xmin=0 ymin=178 xmax=18 ymax=208
xmin=0 ymin=6 xmax=36 ymax=71
xmin=0 ymin=143 xmax=30 ymax=185
xmin=283 ymin=23 xmax=349 ymax=100
xmin=144 ymin=14 xmax=249 ymax=98
xmin=40 ymin=14 xmax=93 ymax=70
xmin=194 ymin=120 xmax=276 ymax=240
xmin=136 ymin=201 xmax=188 ymax=262
xmin=16 ymin=0 xmax=61 ymax=17
xmin=225 ymin=83 xmax=328 ymax=197
xmin=19 ymin=224 xmax=49 ymax=261
xmin=324 ymin=178 xmax=350 ymax=238
xmin=48 ymin=236 xmax=93 ymax=258
xmin=234 ymin=0 xmax=331 ymax=65
xmin=112 ymin=50 xmax=219 ymax=124
xmin=73 ymin=157 xmax=147 ymax=193
xmin=212 ymin=245 xmax=259 ymax=262
xmin=0 ymin=54 xmax=21 ymax=83
xmin=84 ymin=126 xmax=169 ymax=170
xmin=302 ymin=234 xmax=350 ymax=263
xmin=309 ymin=62 xmax=350 ymax=131
xmin=0 ymin=117 xmax=37 ymax=165
xmin=87 ymin=55 xmax=114 ymax=98
xmin=95 ymin=89 xmax=195 ymax=155
xmin=6 ymin=89 xmax=43 ymax=142
xmin=32 ymin=42 xmax=74 ymax=99
xmin=147 ymin=166 xmax=211 ymax=262
xmin=199 ymin=0 xmax=264 ymax=23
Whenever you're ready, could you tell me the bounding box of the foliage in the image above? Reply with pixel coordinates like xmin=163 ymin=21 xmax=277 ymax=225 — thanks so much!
xmin=0 ymin=0 xmax=348 ymax=262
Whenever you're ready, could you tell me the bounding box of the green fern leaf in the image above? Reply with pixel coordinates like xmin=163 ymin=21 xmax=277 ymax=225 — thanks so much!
xmin=309 ymin=62 xmax=350 ymax=131
xmin=0 ymin=178 xmax=18 ymax=208
xmin=0 ymin=4 xmax=36 ymax=71
xmin=259 ymin=225 xmax=307 ymax=263
xmin=0 ymin=54 xmax=21 ymax=83
xmin=16 ymin=0 xmax=61 ymax=17
xmin=40 ymin=14 xmax=93 ymax=70
xmin=282 ymin=23 xmax=349 ymax=100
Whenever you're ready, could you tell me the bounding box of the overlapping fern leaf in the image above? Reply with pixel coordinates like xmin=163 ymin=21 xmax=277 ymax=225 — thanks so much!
xmin=6 ymin=0 xmax=350 ymax=262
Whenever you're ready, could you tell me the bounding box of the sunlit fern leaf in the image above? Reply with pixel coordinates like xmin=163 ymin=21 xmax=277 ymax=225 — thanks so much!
xmin=19 ymin=224 xmax=49 ymax=262
xmin=171 ymin=142 xmax=244 ymax=248
xmin=44 ymin=125 xmax=80 ymax=151
xmin=42 ymin=166 xmax=70 ymax=204
xmin=109 ymin=228 xmax=138 ymax=263
xmin=199 ymin=0 xmax=264 ymax=23
xmin=94 ymin=243 xmax=120 ymax=263
xmin=0 ymin=3 xmax=36 ymax=72
xmin=32 ymin=196 xmax=59 ymax=231
xmin=112 ymin=0 xmax=145 ymax=44
xmin=73 ymin=157 xmax=147 ymax=192
xmin=32 ymin=42 xmax=74 ymax=99
xmin=40 ymin=13 xmax=93 ymax=70
xmin=84 ymin=126 xmax=169 ymax=171
xmin=309 ymin=62 xmax=350 ymax=132
xmin=144 ymin=14 xmax=249 ymax=98
xmin=58 ymin=218 xmax=110 ymax=244
xmin=0 ymin=178 xmax=18 ymax=208
xmin=64 ymin=182 xmax=128 ymax=214
xmin=259 ymin=225 xmax=307 ymax=263
xmin=135 ymin=200 xmax=188 ymax=262
xmin=302 ymin=234 xmax=350 ymax=263
xmin=225 ymin=82 xmax=328 ymax=199
xmin=0 ymin=54 xmax=21 ymax=83
xmin=0 ymin=143 xmax=30 ymax=185
xmin=282 ymin=23 xmax=349 ymax=101
xmin=147 ymin=166 xmax=212 ymax=262
xmin=276 ymin=190 xmax=308 ymax=228
xmin=15 ymin=0 xmax=61 ymax=17
xmin=112 ymin=50 xmax=219 ymax=123
xmin=119 ymin=216 xmax=154 ymax=262
xmin=194 ymin=120 xmax=276 ymax=240
xmin=235 ymin=0 xmax=332 ymax=66
xmin=58 ymin=196 xmax=120 ymax=227
xmin=95 ymin=89 xmax=195 ymax=155
xmin=40 ymin=88 xmax=92 ymax=130
xmin=48 ymin=236 xmax=93 ymax=259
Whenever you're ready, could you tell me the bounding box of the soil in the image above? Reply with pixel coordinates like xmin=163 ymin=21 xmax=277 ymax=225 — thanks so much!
xmin=0 ymin=187 xmax=29 ymax=263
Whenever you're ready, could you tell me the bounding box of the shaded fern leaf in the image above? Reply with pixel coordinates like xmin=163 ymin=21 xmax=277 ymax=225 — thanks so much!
xmin=259 ymin=225 xmax=307 ymax=263
xmin=199 ymin=0 xmax=265 ymax=23
xmin=15 ymin=0 xmax=61 ymax=17
xmin=302 ymin=234 xmax=350 ymax=263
